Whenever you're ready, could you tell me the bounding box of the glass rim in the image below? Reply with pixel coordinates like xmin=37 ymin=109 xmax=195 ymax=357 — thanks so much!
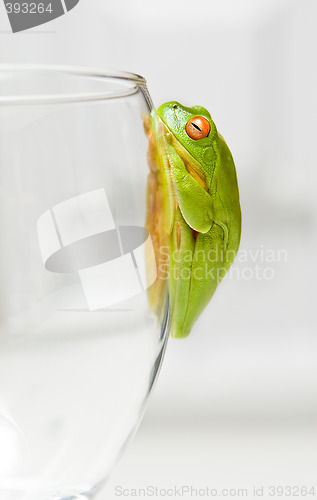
xmin=0 ymin=64 xmax=149 ymax=105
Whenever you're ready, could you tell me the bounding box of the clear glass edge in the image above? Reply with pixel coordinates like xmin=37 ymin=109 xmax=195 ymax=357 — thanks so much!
xmin=0 ymin=64 xmax=150 ymax=106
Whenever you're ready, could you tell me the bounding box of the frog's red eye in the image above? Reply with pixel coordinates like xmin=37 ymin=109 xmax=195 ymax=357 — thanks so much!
xmin=185 ymin=116 xmax=210 ymax=140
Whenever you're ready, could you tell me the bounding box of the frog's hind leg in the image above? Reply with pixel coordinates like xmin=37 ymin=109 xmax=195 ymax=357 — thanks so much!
xmin=173 ymin=223 xmax=226 ymax=338
xmin=169 ymin=208 xmax=195 ymax=338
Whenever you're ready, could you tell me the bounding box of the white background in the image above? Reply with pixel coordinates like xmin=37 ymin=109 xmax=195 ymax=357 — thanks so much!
xmin=1 ymin=1 xmax=317 ymax=498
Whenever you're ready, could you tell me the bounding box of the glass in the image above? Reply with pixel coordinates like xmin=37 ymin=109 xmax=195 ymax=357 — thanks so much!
xmin=0 ymin=66 xmax=169 ymax=500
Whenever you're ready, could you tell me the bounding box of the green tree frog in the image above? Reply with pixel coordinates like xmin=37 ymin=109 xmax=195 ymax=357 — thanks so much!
xmin=143 ymin=102 xmax=241 ymax=338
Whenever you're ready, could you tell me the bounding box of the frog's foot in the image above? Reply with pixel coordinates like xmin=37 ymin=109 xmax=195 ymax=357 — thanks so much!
xmin=141 ymin=111 xmax=151 ymax=133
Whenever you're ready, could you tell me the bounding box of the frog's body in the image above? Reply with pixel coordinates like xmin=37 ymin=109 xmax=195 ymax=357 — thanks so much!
xmin=144 ymin=102 xmax=241 ymax=338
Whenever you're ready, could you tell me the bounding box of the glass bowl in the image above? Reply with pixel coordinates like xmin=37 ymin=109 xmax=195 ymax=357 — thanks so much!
xmin=0 ymin=65 xmax=169 ymax=500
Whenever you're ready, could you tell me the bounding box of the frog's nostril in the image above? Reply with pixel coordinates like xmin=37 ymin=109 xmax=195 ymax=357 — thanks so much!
xmin=173 ymin=105 xmax=178 ymax=109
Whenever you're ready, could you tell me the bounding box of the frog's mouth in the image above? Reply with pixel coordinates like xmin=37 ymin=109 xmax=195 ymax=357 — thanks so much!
xmin=159 ymin=119 xmax=209 ymax=192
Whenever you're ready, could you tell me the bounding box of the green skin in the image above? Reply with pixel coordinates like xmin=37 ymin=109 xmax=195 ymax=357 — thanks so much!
xmin=151 ymin=102 xmax=241 ymax=338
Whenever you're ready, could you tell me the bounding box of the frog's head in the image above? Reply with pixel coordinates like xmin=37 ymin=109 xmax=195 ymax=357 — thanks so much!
xmin=157 ymin=101 xmax=217 ymax=184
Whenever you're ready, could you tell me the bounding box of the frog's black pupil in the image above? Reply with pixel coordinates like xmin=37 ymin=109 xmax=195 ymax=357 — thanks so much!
xmin=192 ymin=123 xmax=202 ymax=132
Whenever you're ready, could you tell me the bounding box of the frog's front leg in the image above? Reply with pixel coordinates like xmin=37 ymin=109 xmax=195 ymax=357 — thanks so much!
xmin=164 ymin=135 xmax=214 ymax=234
